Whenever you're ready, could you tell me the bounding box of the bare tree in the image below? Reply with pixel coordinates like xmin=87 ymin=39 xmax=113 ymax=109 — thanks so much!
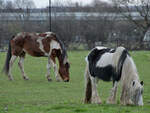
xmin=112 ymin=0 xmax=150 ymax=48
xmin=11 ymin=0 xmax=36 ymax=32
xmin=0 ymin=0 xmax=4 ymax=9
xmin=14 ymin=0 xmax=35 ymax=9
xmin=5 ymin=1 xmax=13 ymax=10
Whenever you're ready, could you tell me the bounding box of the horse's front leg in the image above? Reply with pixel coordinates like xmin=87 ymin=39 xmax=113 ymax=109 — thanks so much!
xmin=50 ymin=56 xmax=62 ymax=82
xmin=90 ymin=77 xmax=102 ymax=104
xmin=107 ymin=81 xmax=118 ymax=104
xmin=46 ymin=57 xmax=52 ymax=81
xmin=120 ymin=85 xmax=133 ymax=105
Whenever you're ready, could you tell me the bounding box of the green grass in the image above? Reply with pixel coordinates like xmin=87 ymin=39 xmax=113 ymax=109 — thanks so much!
xmin=0 ymin=51 xmax=150 ymax=113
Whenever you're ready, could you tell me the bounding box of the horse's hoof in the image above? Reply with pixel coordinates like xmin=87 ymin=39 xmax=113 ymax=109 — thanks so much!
xmin=48 ymin=78 xmax=52 ymax=82
xmin=23 ymin=76 xmax=29 ymax=80
xmin=8 ymin=77 xmax=14 ymax=81
xmin=56 ymin=76 xmax=62 ymax=82
xmin=107 ymin=100 xmax=116 ymax=104
xmin=8 ymin=78 xmax=13 ymax=81
xmin=84 ymin=100 xmax=91 ymax=104
xmin=107 ymin=99 xmax=116 ymax=104
xmin=91 ymin=97 xmax=102 ymax=104
xmin=56 ymin=79 xmax=61 ymax=82
xmin=92 ymin=101 xmax=102 ymax=104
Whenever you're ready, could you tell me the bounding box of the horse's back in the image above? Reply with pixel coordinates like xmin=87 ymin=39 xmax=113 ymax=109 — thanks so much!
xmin=86 ymin=46 xmax=129 ymax=82
xmin=10 ymin=32 xmax=60 ymax=57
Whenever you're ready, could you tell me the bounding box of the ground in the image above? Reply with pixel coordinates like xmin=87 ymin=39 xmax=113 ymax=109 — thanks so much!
xmin=0 ymin=51 xmax=150 ymax=113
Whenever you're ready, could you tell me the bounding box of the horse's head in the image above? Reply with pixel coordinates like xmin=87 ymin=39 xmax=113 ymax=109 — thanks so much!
xmin=59 ymin=60 xmax=70 ymax=82
xmin=59 ymin=52 xmax=70 ymax=82
xmin=130 ymin=80 xmax=144 ymax=106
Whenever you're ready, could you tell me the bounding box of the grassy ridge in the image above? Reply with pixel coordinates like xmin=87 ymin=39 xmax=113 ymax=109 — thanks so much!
xmin=0 ymin=51 xmax=150 ymax=113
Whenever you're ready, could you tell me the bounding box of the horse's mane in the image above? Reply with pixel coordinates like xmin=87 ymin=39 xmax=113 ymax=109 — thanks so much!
xmin=117 ymin=49 xmax=130 ymax=81
xmin=53 ymin=34 xmax=67 ymax=61
xmin=122 ymin=53 xmax=139 ymax=82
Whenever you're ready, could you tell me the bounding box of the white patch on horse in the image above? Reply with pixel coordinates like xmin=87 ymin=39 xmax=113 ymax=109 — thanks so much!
xmin=46 ymin=32 xmax=53 ymax=37
xmin=37 ymin=37 xmax=49 ymax=56
xmin=95 ymin=46 xmax=107 ymax=50
xmin=85 ymin=56 xmax=88 ymax=63
xmin=50 ymin=40 xmax=61 ymax=50
xmin=36 ymin=33 xmax=40 ymax=35
xmin=96 ymin=53 xmax=114 ymax=67
xmin=49 ymin=40 xmax=61 ymax=56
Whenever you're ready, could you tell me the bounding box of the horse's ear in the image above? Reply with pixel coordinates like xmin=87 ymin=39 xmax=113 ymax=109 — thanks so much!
xmin=140 ymin=81 xmax=144 ymax=86
xmin=132 ymin=81 xmax=135 ymax=86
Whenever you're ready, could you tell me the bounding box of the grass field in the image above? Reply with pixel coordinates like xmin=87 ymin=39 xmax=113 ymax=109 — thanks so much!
xmin=0 ymin=51 xmax=150 ymax=113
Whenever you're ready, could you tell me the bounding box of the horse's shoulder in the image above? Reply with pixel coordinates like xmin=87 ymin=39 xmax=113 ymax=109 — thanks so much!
xmin=87 ymin=46 xmax=110 ymax=62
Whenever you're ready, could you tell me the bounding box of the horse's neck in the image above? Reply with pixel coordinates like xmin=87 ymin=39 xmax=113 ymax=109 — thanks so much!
xmin=57 ymin=54 xmax=65 ymax=66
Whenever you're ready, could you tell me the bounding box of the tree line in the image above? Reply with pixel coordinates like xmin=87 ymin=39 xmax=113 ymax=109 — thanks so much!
xmin=0 ymin=0 xmax=150 ymax=50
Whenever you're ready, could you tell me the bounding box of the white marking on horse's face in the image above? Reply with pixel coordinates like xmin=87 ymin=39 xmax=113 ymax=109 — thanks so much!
xmin=37 ymin=37 xmax=49 ymax=56
xmin=96 ymin=53 xmax=114 ymax=67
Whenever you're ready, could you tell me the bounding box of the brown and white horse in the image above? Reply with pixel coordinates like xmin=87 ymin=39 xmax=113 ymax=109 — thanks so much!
xmin=3 ymin=32 xmax=70 ymax=82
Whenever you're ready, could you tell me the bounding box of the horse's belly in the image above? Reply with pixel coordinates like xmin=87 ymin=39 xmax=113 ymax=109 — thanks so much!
xmin=92 ymin=65 xmax=117 ymax=81
xmin=23 ymin=47 xmax=45 ymax=57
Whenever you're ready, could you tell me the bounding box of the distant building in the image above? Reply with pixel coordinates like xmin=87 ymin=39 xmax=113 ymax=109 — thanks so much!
xmin=0 ymin=8 xmax=144 ymax=22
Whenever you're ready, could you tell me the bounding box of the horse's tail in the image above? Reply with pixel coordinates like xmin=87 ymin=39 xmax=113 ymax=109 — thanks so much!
xmin=2 ymin=38 xmax=13 ymax=75
xmin=84 ymin=63 xmax=92 ymax=104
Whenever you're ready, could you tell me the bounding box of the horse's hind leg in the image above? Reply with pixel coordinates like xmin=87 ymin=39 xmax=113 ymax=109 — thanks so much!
xmin=90 ymin=76 xmax=102 ymax=104
xmin=8 ymin=55 xmax=17 ymax=80
xmin=107 ymin=81 xmax=118 ymax=104
xmin=18 ymin=55 xmax=29 ymax=80
xmin=84 ymin=64 xmax=92 ymax=103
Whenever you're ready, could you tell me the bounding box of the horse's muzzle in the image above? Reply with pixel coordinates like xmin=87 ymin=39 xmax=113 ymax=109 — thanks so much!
xmin=64 ymin=78 xmax=69 ymax=82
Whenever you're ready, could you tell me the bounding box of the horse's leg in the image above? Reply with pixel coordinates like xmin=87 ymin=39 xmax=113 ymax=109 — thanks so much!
xmin=50 ymin=56 xmax=62 ymax=82
xmin=84 ymin=64 xmax=92 ymax=103
xmin=8 ymin=55 xmax=17 ymax=80
xmin=46 ymin=57 xmax=52 ymax=81
xmin=120 ymin=84 xmax=132 ymax=105
xmin=120 ymin=84 xmax=126 ymax=105
xmin=90 ymin=76 xmax=102 ymax=104
xmin=18 ymin=56 xmax=29 ymax=80
xmin=107 ymin=81 xmax=118 ymax=104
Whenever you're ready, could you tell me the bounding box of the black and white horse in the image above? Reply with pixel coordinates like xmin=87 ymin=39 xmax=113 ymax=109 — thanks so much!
xmin=84 ymin=46 xmax=144 ymax=106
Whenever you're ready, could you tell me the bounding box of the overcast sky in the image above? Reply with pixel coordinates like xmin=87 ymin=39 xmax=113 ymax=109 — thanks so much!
xmin=32 ymin=0 xmax=94 ymax=8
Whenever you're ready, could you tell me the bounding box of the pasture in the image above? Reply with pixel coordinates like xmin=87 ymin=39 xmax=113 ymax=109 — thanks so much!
xmin=0 ymin=51 xmax=150 ymax=113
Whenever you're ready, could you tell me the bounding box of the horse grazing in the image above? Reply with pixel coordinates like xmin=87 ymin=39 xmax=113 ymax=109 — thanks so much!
xmin=3 ymin=32 xmax=70 ymax=82
xmin=84 ymin=46 xmax=144 ymax=106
